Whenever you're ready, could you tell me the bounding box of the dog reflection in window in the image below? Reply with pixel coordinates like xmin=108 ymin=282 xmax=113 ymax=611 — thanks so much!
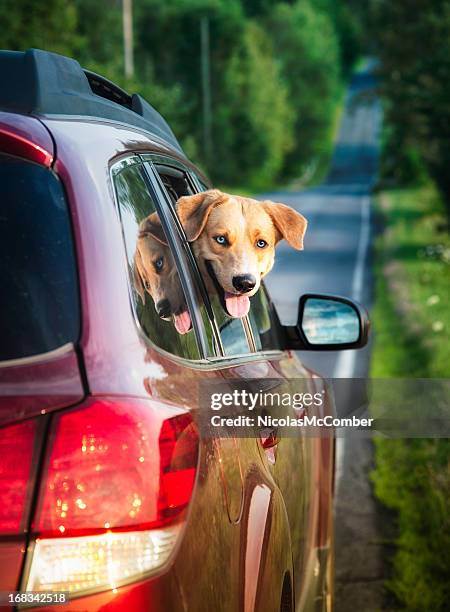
xmin=133 ymin=213 xmax=192 ymax=334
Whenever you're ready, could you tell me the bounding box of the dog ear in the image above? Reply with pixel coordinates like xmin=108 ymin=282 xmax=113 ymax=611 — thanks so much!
xmin=177 ymin=190 xmax=227 ymax=241
xmin=139 ymin=212 xmax=167 ymax=245
xmin=262 ymin=201 xmax=307 ymax=250
xmin=133 ymin=248 xmax=146 ymax=304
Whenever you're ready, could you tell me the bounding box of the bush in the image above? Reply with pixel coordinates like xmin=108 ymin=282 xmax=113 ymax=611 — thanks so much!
xmin=371 ymin=181 xmax=450 ymax=610
xmin=0 ymin=0 xmax=78 ymax=55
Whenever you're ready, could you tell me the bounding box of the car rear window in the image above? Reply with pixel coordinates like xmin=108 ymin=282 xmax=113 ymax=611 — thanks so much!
xmin=0 ymin=154 xmax=80 ymax=361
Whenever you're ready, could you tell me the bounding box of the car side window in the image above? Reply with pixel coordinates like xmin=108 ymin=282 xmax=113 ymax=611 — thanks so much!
xmin=112 ymin=160 xmax=200 ymax=360
xmin=152 ymin=163 xmax=252 ymax=357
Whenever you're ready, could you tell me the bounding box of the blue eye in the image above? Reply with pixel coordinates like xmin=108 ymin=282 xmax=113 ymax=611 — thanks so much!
xmin=215 ymin=235 xmax=227 ymax=245
xmin=256 ymin=239 xmax=267 ymax=248
xmin=155 ymin=257 xmax=164 ymax=270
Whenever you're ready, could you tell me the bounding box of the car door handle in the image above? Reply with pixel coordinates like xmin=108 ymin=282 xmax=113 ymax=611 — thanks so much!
xmin=260 ymin=427 xmax=279 ymax=449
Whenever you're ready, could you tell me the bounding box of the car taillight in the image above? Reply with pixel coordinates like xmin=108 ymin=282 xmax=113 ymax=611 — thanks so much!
xmin=24 ymin=398 xmax=199 ymax=596
xmin=0 ymin=127 xmax=53 ymax=167
xmin=0 ymin=419 xmax=37 ymax=534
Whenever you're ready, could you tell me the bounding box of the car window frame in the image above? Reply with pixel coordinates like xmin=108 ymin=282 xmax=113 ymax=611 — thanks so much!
xmin=110 ymin=151 xmax=286 ymax=368
xmin=143 ymin=153 xmax=289 ymax=359
xmin=110 ymin=154 xmax=208 ymax=361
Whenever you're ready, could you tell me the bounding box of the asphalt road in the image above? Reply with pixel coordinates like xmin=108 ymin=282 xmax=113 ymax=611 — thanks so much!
xmin=261 ymin=64 xmax=386 ymax=611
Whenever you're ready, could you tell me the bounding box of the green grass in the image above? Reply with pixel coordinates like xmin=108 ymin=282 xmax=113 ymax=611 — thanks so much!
xmin=370 ymin=181 xmax=450 ymax=610
xmin=371 ymin=183 xmax=449 ymax=377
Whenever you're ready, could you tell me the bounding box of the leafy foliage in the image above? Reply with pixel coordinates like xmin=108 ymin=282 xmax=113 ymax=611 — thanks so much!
xmin=214 ymin=21 xmax=294 ymax=188
xmin=265 ymin=1 xmax=341 ymax=178
xmin=0 ymin=0 xmax=362 ymax=189
xmin=0 ymin=0 xmax=79 ymax=55
xmin=372 ymin=0 xmax=450 ymax=206
xmin=371 ymin=182 xmax=450 ymax=610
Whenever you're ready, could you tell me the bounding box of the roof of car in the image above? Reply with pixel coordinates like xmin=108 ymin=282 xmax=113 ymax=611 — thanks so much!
xmin=0 ymin=48 xmax=183 ymax=154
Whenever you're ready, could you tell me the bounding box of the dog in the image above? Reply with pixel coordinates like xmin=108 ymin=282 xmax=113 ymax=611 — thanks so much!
xmin=176 ymin=189 xmax=307 ymax=318
xmin=133 ymin=212 xmax=192 ymax=334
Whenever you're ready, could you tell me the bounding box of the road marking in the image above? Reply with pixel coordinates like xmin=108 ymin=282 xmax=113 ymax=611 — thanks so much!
xmin=334 ymin=194 xmax=371 ymax=491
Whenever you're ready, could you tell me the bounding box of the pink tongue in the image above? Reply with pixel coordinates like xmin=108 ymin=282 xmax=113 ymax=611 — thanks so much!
xmin=173 ymin=311 xmax=192 ymax=334
xmin=224 ymin=292 xmax=250 ymax=318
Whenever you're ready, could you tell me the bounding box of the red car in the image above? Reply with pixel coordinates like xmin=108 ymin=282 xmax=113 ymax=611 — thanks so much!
xmin=0 ymin=50 xmax=368 ymax=611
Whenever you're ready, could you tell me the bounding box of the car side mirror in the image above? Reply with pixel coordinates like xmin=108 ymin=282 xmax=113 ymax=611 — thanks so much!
xmin=283 ymin=294 xmax=370 ymax=351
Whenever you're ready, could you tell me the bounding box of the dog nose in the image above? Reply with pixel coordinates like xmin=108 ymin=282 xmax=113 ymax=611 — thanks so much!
xmin=156 ymin=299 xmax=171 ymax=318
xmin=232 ymin=274 xmax=256 ymax=293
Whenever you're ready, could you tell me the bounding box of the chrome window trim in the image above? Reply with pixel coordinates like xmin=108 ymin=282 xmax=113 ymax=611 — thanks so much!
xmin=0 ymin=342 xmax=75 ymax=369
xmin=110 ymin=154 xmax=142 ymax=176
xmin=140 ymin=153 xmax=211 ymax=188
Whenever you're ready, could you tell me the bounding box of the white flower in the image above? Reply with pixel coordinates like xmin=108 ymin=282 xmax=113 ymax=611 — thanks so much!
xmin=426 ymin=295 xmax=440 ymax=306
xmin=432 ymin=321 xmax=444 ymax=332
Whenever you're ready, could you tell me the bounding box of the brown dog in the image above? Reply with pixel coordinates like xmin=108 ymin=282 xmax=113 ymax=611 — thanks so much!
xmin=176 ymin=189 xmax=307 ymax=318
xmin=133 ymin=213 xmax=192 ymax=334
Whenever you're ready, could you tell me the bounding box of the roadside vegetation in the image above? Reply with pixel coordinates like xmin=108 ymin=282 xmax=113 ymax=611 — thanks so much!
xmin=0 ymin=0 xmax=365 ymax=191
xmin=368 ymin=3 xmax=450 ymax=609
xmin=372 ymin=0 xmax=450 ymax=212
xmin=371 ymin=182 xmax=450 ymax=379
xmin=371 ymin=165 xmax=450 ymax=610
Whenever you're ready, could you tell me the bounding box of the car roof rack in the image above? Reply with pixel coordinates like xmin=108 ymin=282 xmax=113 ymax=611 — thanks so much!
xmin=0 ymin=48 xmax=183 ymax=154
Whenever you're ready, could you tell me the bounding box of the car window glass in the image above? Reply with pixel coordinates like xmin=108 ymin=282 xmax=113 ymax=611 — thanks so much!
xmin=113 ymin=161 xmax=200 ymax=359
xmin=153 ymin=164 xmax=251 ymax=357
xmin=0 ymin=154 xmax=79 ymax=361
xmin=248 ymin=284 xmax=282 ymax=351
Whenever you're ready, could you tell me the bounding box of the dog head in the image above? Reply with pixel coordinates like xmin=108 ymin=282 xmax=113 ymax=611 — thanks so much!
xmin=176 ymin=189 xmax=307 ymax=318
xmin=133 ymin=212 xmax=192 ymax=334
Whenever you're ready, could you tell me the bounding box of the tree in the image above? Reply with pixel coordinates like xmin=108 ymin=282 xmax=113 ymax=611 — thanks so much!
xmin=214 ymin=21 xmax=294 ymax=188
xmin=373 ymin=0 xmax=450 ymax=206
xmin=0 ymin=0 xmax=78 ymax=56
xmin=266 ymin=0 xmax=341 ymax=178
xmin=0 ymin=0 xmax=349 ymax=190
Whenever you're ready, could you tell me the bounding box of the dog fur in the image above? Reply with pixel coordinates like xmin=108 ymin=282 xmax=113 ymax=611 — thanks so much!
xmin=176 ymin=189 xmax=307 ymax=317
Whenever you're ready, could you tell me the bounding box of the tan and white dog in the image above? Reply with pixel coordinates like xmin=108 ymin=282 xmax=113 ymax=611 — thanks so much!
xmin=177 ymin=189 xmax=307 ymax=318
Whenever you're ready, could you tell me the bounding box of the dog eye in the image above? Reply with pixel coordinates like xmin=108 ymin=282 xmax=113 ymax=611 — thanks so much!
xmin=256 ymin=239 xmax=268 ymax=249
xmin=154 ymin=257 xmax=164 ymax=270
xmin=214 ymin=235 xmax=228 ymax=246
